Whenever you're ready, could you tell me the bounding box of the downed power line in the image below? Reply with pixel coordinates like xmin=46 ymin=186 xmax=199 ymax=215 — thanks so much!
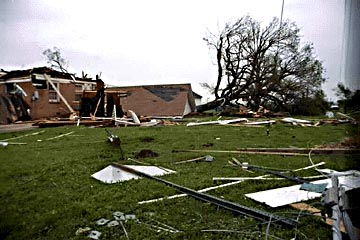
xmin=112 ymin=163 xmax=298 ymax=228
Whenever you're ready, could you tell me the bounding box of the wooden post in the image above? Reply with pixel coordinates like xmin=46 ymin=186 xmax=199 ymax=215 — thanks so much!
xmin=43 ymin=74 xmax=75 ymax=113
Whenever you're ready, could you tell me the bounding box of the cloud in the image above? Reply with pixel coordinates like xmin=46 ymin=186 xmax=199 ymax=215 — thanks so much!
xmin=0 ymin=0 xmax=348 ymax=101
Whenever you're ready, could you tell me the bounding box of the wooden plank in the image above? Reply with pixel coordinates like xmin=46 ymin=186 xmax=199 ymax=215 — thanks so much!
xmin=174 ymin=149 xmax=307 ymax=156
xmin=236 ymin=148 xmax=360 ymax=155
xmin=290 ymin=203 xmax=346 ymax=233
xmin=43 ymin=74 xmax=75 ymax=113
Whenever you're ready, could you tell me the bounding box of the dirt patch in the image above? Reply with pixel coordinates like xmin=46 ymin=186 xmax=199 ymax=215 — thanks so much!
xmin=140 ymin=137 xmax=155 ymax=143
xmin=134 ymin=149 xmax=159 ymax=158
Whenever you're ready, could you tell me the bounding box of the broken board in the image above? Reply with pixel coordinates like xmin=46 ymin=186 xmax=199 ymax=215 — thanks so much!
xmin=91 ymin=164 xmax=175 ymax=184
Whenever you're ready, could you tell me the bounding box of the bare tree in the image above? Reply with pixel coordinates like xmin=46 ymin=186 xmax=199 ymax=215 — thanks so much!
xmin=43 ymin=47 xmax=69 ymax=73
xmin=200 ymin=16 xmax=325 ymax=112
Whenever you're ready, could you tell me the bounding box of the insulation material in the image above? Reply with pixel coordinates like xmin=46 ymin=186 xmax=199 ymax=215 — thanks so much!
xmin=245 ymin=172 xmax=360 ymax=207
xmin=91 ymin=164 xmax=175 ymax=184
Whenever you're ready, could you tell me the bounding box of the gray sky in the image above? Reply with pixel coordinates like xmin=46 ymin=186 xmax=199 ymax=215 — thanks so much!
xmin=0 ymin=0 xmax=347 ymax=102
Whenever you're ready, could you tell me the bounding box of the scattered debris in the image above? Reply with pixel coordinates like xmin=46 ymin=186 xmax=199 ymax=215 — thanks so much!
xmin=319 ymin=119 xmax=352 ymax=125
xmin=290 ymin=203 xmax=346 ymax=233
xmin=105 ymin=129 xmax=120 ymax=146
xmin=229 ymin=159 xmax=309 ymax=184
xmin=0 ymin=130 xmax=45 ymax=141
xmin=96 ymin=218 xmax=110 ymax=226
xmin=88 ymin=230 xmax=102 ymax=240
xmin=245 ymin=170 xmax=360 ymax=208
xmin=137 ymin=218 xmax=181 ymax=233
xmin=120 ymin=221 xmax=129 ymax=240
xmin=173 ymin=155 xmax=214 ymax=164
xmin=114 ymin=215 xmax=126 ymax=221
xmin=213 ymin=162 xmax=325 ymax=182
xmin=114 ymin=163 xmax=297 ymax=227
xmin=138 ymin=180 xmax=244 ymax=204
xmin=106 ymin=220 xmax=119 ymax=227
xmin=105 ymin=129 xmax=124 ymax=159
xmin=125 ymin=214 xmax=136 ymax=220
xmin=186 ymin=118 xmax=248 ymax=127
xmin=235 ymin=147 xmax=360 ymax=155
xmin=213 ymin=175 xmax=325 ymax=181
xmin=75 ymin=227 xmax=92 ymax=235
xmin=91 ymin=164 xmax=175 ymax=184
xmin=45 ymin=131 xmax=74 ymax=141
xmin=0 ymin=141 xmax=27 ymax=146
xmin=325 ymin=111 xmax=334 ymax=118
xmin=299 ymin=182 xmax=328 ymax=193
xmin=43 ymin=74 xmax=76 ymax=115
xmin=173 ymin=149 xmax=308 ymax=156
xmin=317 ymin=169 xmax=360 ymax=177
xmin=243 ymin=120 xmax=276 ymax=125
xmin=281 ymin=117 xmax=313 ymax=125
xmin=128 ymin=110 xmax=141 ymax=124
xmin=113 ymin=211 xmax=124 ymax=218
xmin=322 ymin=175 xmax=359 ymax=240
xmin=336 ymin=112 xmax=356 ymax=122
xmin=34 ymin=119 xmax=113 ymax=128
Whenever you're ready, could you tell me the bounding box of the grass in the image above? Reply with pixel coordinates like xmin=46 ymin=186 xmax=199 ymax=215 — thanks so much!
xmin=0 ymin=117 xmax=358 ymax=239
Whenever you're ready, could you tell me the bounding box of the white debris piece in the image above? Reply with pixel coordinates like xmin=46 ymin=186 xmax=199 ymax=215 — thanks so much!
xmin=245 ymin=171 xmax=360 ymax=207
xmin=88 ymin=230 xmax=101 ymax=240
xmin=107 ymin=220 xmax=120 ymax=227
xmin=186 ymin=118 xmax=248 ymax=126
xmin=244 ymin=120 xmax=276 ymax=125
xmin=281 ymin=117 xmax=313 ymax=124
xmin=91 ymin=164 xmax=175 ymax=184
xmin=96 ymin=218 xmax=110 ymax=226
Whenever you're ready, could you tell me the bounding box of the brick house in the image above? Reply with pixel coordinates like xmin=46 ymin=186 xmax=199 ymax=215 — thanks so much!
xmin=0 ymin=67 xmax=97 ymax=122
xmin=108 ymin=84 xmax=198 ymax=117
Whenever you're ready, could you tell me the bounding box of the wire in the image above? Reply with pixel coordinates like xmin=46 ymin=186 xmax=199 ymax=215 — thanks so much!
xmin=201 ymin=229 xmax=286 ymax=240
xmin=308 ymin=149 xmax=330 ymax=179
xmin=265 ymin=214 xmax=273 ymax=240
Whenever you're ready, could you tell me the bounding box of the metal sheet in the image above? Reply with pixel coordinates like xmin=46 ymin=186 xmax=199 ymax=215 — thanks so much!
xmin=245 ymin=173 xmax=360 ymax=207
xmin=91 ymin=165 xmax=175 ymax=184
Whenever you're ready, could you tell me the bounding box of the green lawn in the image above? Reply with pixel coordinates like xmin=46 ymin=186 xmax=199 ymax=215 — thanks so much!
xmin=0 ymin=119 xmax=358 ymax=239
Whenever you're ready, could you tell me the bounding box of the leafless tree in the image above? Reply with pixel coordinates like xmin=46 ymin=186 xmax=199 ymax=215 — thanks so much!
xmin=43 ymin=47 xmax=69 ymax=73
xmin=200 ymin=16 xmax=325 ymax=112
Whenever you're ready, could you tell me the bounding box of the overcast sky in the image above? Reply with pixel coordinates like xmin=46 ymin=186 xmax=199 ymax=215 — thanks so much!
xmin=0 ymin=0 xmax=347 ymax=102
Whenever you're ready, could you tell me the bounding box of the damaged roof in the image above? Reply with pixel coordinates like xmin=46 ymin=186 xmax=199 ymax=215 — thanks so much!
xmin=109 ymin=84 xmax=197 ymax=117
xmin=0 ymin=67 xmax=94 ymax=82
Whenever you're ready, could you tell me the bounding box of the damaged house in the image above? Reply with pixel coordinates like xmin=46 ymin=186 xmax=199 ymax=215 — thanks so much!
xmin=107 ymin=84 xmax=198 ymax=118
xmin=0 ymin=67 xmax=201 ymax=123
xmin=0 ymin=67 xmax=97 ymax=123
